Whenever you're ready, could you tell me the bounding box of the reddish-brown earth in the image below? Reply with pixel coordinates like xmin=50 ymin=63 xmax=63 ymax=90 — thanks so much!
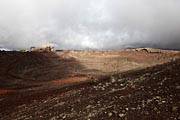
xmin=49 ymin=77 xmax=88 ymax=85
xmin=0 ymin=49 xmax=180 ymax=120
xmin=0 ymin=89 xmax=15 ymax=94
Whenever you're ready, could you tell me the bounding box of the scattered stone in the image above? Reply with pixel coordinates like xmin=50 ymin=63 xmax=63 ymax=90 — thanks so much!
xmin=120 ymin=84 xmax=124 ymax=87
xmin=119 ymin=113 xmax=125 ymax=117
xmin=172 ymin=107 xmax=178 ymax=112
xmin=154 ymin=96 xmax=162 ymax=100
xmin=111 ymin=76 xmax=116 ymax=83
xmin=62 ymin=115 xmax=66 ymax=119
xmin=49 ymin=117 xmax=56 ymax=120
xmin=154 ymin=107 xmax=158 ymax=111
xmin=142 ymin=100 xmax=145 ymax=108
xmin=147 ymin=99 xmax=152 ymax=104
xmin=105 ymin=83 xmax=109 ymax=86
xmin=176 ymin=86 xmax=180 ymax=89
xmin=86 ymin=105 xmax=93 ymax=109
xmin=122 ymin=110 xmax=126 ymax=113
xmin=108 ymin=112 xmax=113 ymax=117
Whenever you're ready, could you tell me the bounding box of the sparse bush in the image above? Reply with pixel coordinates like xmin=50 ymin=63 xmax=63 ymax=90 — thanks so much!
xmin=19 ymin=49 xmax=26 ymax=52
xmin=88 ymin=75 xmax=97 ymax=83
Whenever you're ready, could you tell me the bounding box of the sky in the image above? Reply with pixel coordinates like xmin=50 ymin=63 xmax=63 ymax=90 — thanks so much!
xmin=0 ymin=0 xmax=180 ymax=50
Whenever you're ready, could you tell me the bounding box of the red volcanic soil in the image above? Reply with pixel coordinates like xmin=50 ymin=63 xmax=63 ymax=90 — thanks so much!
xmin=48 ymin=76 xmax=88 ymax=85
xmin=0 ymin=89 xmax=15 ymax=94
xmin=0 ymin=49 xmax=180 ymax=120
xmin=0 ymin=59 xmax=179 ymax=120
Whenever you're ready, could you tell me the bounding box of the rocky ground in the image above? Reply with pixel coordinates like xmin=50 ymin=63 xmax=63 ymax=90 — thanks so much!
xmin=0 ymin=49 xmax=180 ymax=120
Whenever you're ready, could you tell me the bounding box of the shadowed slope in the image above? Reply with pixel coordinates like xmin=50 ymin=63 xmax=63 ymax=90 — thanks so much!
xmin=0 ymin=51 xmax=86 ymax=89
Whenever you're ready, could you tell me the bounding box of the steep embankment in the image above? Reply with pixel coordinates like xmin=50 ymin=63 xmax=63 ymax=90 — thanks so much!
xmin=0 ymin=52 xmax=53 ymax=88
xmin=0 ymin=51 xmax=84 ymax=88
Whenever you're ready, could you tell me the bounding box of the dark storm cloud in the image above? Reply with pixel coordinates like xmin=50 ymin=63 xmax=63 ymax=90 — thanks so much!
xmin=0 ymin=0 xmax=180 ymax=50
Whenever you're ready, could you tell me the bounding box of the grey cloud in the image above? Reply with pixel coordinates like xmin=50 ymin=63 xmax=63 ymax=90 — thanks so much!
xmin=0 ymin=0 xmax=180 ymax=50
